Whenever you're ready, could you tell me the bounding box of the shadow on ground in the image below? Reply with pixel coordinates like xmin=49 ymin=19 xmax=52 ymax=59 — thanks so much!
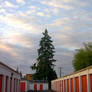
xmin=27 ymin=90 xmax=56 ymax=92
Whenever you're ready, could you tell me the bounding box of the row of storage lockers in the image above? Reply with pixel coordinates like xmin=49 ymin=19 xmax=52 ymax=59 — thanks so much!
xmin=20 ymin=80 xmax=48 ymax=92
xmin=51 ymin=67 xmax=92 ymax=92
xmin=0 ymin=75 xmax=20 ymax=92
xmin=20 ymin=81 xmax=44 ymax=91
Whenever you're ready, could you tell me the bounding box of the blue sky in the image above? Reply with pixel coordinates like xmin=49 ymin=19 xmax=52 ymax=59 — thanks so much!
xmin=0 ymin=0 xmax=92 ymax=76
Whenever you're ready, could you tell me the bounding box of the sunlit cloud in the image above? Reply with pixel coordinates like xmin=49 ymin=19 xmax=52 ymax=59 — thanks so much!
xmin=16 ymin=0 xmax=25 ymax=5
xmin=4 ymin=1 xmax=17 ymax=8
xmin=0 ymin=42 xmax=18 ymax=57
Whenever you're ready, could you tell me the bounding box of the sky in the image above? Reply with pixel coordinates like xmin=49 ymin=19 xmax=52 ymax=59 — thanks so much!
xmin=0 ymin=0 xmax=92 ymax=77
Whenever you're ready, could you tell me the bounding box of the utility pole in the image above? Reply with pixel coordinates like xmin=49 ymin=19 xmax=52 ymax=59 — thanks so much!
xmin=59 ymin=67 xmax=62 ymax=78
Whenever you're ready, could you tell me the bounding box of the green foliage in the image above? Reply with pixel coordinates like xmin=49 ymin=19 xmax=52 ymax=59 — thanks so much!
xmin=73 ymin=43 xmax=92 ymax=71
xmin=31 ymin=29 xmax=57 ymax=88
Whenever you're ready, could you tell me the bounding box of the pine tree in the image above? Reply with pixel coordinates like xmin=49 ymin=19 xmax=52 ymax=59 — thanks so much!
xmin=31 ymin=29 xmax=57 ymax=88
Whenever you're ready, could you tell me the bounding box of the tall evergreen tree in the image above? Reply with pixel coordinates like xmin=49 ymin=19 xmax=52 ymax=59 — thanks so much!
xmin=31 ymin=29 xmax=57 ymax=88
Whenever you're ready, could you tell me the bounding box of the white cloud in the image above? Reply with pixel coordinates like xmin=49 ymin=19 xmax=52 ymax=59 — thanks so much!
xmin=0 ymin=9 xmax=6 ymax=14
xmin=16 ymin=0 xmax=25 ymax=5
xmin=0 ymin=42 xmax=19 ymax=57
xmin=4 ymin=1 xmax=17 ymax=8
xmin=41 ymin=0 xmax=73 ymax=10
xmin=37 ymin=12 xmax=45 ymax=16
xmin=0 ymin=13 xmax=42 ymax=34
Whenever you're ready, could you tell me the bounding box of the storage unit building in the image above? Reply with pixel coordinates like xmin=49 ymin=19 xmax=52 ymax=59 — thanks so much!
xmin=0 ymin=62 xmax=21 ymax=92
xmin=29 ymin=80 xmax=48 ymax=91
xmin=51 ymin=66 xmax=92 ymax=92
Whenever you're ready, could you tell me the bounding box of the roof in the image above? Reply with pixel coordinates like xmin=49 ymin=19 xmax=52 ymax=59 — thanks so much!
xmin=0 ymin=61 xmax=20 ymax=75
xmin=29 ymin=80 xmax=48 ymax=83
xmin=52 ymin=65 xmax=92 ymax=82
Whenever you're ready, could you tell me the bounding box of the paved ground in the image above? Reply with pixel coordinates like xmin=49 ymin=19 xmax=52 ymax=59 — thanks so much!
xmin=28 ymin=90 xmax=55 ymax=92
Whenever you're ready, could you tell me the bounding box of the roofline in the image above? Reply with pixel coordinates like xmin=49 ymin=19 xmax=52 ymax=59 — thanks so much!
xmin=52 ymin=65 xmax=92 ymax=82
xmin=0 ymin=61 xmax=20 ymax=75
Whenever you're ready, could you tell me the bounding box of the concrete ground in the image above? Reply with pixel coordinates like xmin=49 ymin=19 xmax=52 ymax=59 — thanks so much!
xmin=27 ymin=90 xmax=55 ymax=92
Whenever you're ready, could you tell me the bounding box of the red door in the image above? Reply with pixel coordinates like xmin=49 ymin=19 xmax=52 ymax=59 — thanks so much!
xmin=71 ymin=78 xmax=73 ymax=92
xmin=0 ymin=75 xmax=2 ymax=92
xmin=14 ymin=79 xmax=15 ymax=92
xmin=75 ymin=77 xmax=79 ymax=92
xmin=5 ymin=76 xmax=8 ymax=92
xmin=34 ymin=84 xmax=37 ymax=90
xmin=90 ymin=74 xmax=92 ymax=92
xmin=64 ymin=80 xmax=66 ymax=92
xmin=20 ymin=82 xmax=25 ymax=92
xmin=10 ymin=78 xmax=12 ymax=92
xmin=81 ymin=75 xmax=87 ymax=92
xmin=16 ymin=79 xmax=18 ymax=92
xmin=67 ymin=79 xmax=69 ymax=92
xmin=40 ymin=84 xmax=43 ymax=90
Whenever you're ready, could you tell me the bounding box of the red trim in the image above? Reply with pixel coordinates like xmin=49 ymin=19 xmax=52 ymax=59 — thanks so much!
xmin=40 ymin=84 xmax=43 ymax=90
xmin=81 ymin=75 xmax=87 ymax=92
xmin=71 ymin=78 xmax=73 ymax=92
xmin=14 ymin=79 xmax=15 ymax=92
xmin=90 ymin=74 xmax=92 ymax=92
xmin=67 ymin=79 xmax=69 ymax=92
xmin=64 ymin=80 xmax=66 ymax=92
xmin=34 ymin=84 xmax=37 ymax=90
xmin=0 ymin=75 xmax=2 ymax=92
xmin=5 ymin=76 xmax=8 ymax=92
xmin=75 ymin=77 xmax=79 ymax=92
xmin=20 ymin=82 xmax=25 ymax=92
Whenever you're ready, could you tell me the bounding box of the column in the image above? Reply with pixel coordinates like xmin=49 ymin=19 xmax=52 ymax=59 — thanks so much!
xmin=11 ymin=78 xmax=14 ymax=92
xmin=66 ymin=79 xmax=67 ymax=92
xmin=2 ymin=75 xmax=6 ymax=92
xmin=87 ymin=74 xmax=91 ymax=92
xmin=15 ymin=79 xmax=16 ymax=92
xmin=69 ymin=78 xmax=71 ymax=92
xmin=73 ymin=77 xmax=76 ymax=92
xmin=79 ymin=76 xmax=82 ymax=92
xmin=7 ymin=77 xmax=10 ymax=92
xmin=17 ymin=79 xmax=20 ymax=92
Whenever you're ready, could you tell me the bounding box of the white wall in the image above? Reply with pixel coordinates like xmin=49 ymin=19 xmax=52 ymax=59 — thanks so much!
xmin=29 ymin=82 xmax=48 ymax=90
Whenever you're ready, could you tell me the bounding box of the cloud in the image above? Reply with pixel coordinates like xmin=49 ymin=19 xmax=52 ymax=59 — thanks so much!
xmin=4 ymin=1 xmax=17 ymax=8
xmin=37 ymin=12 xmax=45 ymax=17
xmin=0 ymin=13 xmax=42 ymax=34
xmin=41 ymin=0 xmax=73 ymax=10
xmin=0 ymin=42 xmax=18 ymax=57
xmin=0 ymin=9 xmax=6 ymax=14
xmin=16 ymin=0 xmax=25 ymax=5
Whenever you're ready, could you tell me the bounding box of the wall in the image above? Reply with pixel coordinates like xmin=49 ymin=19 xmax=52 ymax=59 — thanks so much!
xmin=0 ymin=62 xmax=21 ymax=92
xmin=29 ymin=82 xmax=48 ymax=90
xmin=51 ymin=66 xmax=92 ymax=92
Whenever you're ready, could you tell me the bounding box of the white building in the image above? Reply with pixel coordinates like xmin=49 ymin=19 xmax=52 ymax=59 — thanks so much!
xmin=29 ymin=80 xmax=48 ymax=91
xmin=0 ymin=62 xmax=21 ymax=92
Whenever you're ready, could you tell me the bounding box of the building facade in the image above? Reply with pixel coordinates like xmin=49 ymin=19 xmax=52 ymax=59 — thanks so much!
xmin=51 ymin=66 xmax=92 ymax=92
xmin=0 ymin=62 xmax=21 ymax=92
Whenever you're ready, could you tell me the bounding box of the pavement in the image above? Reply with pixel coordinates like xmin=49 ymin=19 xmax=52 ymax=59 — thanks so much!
xmin=27 ymin=90 xmax=55 ymax=92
